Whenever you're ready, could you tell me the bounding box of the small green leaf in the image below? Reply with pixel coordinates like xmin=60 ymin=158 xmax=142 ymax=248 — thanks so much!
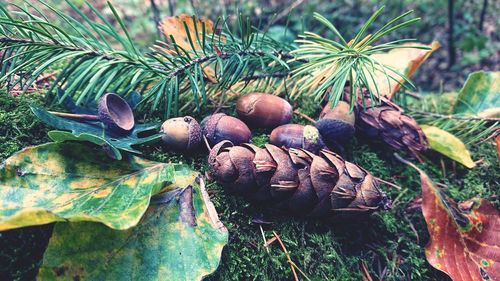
xmin=421 ymin=125 xmax=475 ymax=168
xmin=38 ymin=177 xmax=228 ymax=281
xmin=453 ymin=71 xmax=500 ymax=116
xmin=0 ymin=142 xmax=193 ymax=231
xmin=31 ymin=105 xmax=161 ymax=160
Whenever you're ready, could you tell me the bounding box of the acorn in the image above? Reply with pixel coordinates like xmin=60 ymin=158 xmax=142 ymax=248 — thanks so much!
xmin=160 ymin=116 xmax=202 ymax=151
xmin=316 ymin=101 xmax=355 ymax=145
xmin=98 ymin=93 xmax=135 ymax=133
xmin=270 ymin=124 xmax=325 ymax=153
xmin=236 ymin=93 xmax=293 ymax=129
xmin=201 ymin=113 xmax=251 ymax=146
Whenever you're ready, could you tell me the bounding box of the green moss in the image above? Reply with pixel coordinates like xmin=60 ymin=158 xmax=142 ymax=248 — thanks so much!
xmin=0 ymin=92 xmax=498 ymax=280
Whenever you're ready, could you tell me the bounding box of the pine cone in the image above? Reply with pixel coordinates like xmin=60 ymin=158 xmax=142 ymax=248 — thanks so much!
xmin=208 ymin=141 xmax=391 ymax=216
xmin=354 ymin=93 xmax=428 ymax=156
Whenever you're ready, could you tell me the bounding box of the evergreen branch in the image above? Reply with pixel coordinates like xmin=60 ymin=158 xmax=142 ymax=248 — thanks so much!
xmin=290 ymin=7 xmax=428 ymax=108
xmin=411 ymin=111 xmax=499 ymax=145
xmin=0 ymin=0 xmax=293 ymax=117
xmin=410 ymin=111 xmax=500 ymax=122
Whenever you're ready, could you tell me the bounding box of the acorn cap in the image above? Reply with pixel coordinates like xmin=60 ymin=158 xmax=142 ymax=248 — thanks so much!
xmin=98 ymin=93 xmax=135 ymax=133
xmin=317 ymin=100 xmax=355 ymax=145
xmin=315 ymin=118 xmax=355 ymax=145
xmin=160 ymin=116 xmax=202 ymax=151
xmin=303 ymin=125 xmax=326 ymax=152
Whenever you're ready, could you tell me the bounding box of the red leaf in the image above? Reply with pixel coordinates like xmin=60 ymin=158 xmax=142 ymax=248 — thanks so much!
xmin=395 ymin=154 xmax=499 ymax=281
xmin=419 ymin=170 xmax=499 ymax=281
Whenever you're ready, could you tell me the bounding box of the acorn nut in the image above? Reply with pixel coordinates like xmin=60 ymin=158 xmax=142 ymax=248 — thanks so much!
xmin=202 ymin=113 xmax=251 ymax=146
xmin=236 ymin=93 xmax=293 ymax=129
xmin=316 ymin=101 xmax=355 ymax=145
xmin=160 ymin=116 xmax=202 ymax=151
xmin=270 ymin=124 xmax=325 ymax=153
xmin=98 ymin=93 xmax=135 ymax=133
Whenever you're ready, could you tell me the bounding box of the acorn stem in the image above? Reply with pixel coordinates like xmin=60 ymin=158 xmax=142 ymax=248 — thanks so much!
xmin=203 ymin=135 xmax=212 ymax=151
xmin=48 ymin=111 xmax=100 ymax=121
xmin=293 ymin=110 xmax=316 ymax=124
xmin=375 ymin=177 xmax=402 ymax=190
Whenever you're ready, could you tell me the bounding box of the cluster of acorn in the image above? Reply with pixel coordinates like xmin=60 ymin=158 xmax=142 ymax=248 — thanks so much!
xmin=160 ymin=92 xmax=355 ymax=152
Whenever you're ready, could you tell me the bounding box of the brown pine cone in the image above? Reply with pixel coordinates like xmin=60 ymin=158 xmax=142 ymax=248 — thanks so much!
xmin=354 ymin=93 xmax=428 ymax=157
xmin=208 ymin=141 xmax=391 ymax=217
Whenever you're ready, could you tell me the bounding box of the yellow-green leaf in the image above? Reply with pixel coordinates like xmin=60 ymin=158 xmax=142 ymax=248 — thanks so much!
xmin=421 ymin=125 xmax=475 ymax=168
xmin=38 ymin=177 xmax=228 ymax=281
xmin=0 ymin=142 xmax=191 ymax=231
xmin=453 ymin=71 xmax=500 ymax=117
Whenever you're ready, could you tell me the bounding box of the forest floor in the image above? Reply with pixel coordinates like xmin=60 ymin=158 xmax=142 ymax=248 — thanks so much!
xmin=0 ymin=90 xmax=498 ymax=281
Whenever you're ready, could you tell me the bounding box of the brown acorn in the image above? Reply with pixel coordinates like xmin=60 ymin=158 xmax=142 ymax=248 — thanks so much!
xmin=160 ymin=116 xmax=202 ymax=151
xmin=236 ymin=93 xmax=293 ymax=129
xmin=201 ymin=113 xmax=251 ymax=146
xmin=97 ymin=93 xmax=135 ymax=133
xmin=270 ymin=124 xmax=325 ymax=153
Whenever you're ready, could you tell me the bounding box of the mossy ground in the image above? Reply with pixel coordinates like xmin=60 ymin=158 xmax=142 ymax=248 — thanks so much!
xmin=0 ymin=92 xmax=498 ymax=280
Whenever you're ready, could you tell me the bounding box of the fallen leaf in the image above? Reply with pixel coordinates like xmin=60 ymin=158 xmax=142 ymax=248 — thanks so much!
xmin=38 ymin=177 xmax=228 ymax=281
xmin=453 ymin=71 xmax=500 ymax=117
xmin=159 ymin=14 xmax=215 ymax=51
xmin=158 ymin=15 xmax=218 ymax=83
xmin=406 ymin=162 xmax=500 ymax=281
xmin=421 ymin=125 xmax=475 ymax=168
xmin=31 ymin=105 xmax=161 ymax=160
xmin=368 ymin=41 xmax=440 ymax=99
xmin=0 ymin=142 xmax=191 ymax=231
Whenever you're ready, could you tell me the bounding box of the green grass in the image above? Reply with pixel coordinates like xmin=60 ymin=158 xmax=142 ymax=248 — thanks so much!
xmin=0 ymin=92 xmax=498 ymax=280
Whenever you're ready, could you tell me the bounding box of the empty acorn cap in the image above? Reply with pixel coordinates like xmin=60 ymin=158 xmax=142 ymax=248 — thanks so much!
xmin=98 ymin=93 xmax=135 ymax=133
xmin=160 ymin=116 xmax=202 ymax=151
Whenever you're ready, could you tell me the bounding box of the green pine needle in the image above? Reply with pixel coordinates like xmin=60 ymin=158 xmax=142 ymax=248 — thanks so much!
xmin=0 ymin=0 xmax=292 ymax=117
xmin=290 ymin=6 xmax=430 ymax=108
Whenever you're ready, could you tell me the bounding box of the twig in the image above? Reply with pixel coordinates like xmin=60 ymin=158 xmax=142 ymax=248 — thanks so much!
xmin=375 ymin=177 xmax=402 ymax=190
xmin=48 ymin=111 xmax=100 ymax=120
xmin=410 ymin=110 xmax=500 ymax=122
xmin=150 ymin=0 xmax=162 ymax=38
xmin=203 ymin=135 xmax=212 ymax=151
xmin=293 ymin=110 xmax=316 ymax=124
xmin=360 ymin=261 xmax=374 ymax=281
xmin=402 ymin=91 xmax=421 ymax=99
xmin=266 ymin=0 xmax=306 ymax=29
xmin=241 ymin=71 xmax=290 ymax=81
xmin=403 ymin=214 xmax=420 ymax=244
xmin=273 ymin=231 xmax=299 ymax=281
xmin=35 ymin=71 xmax=57 ymax=84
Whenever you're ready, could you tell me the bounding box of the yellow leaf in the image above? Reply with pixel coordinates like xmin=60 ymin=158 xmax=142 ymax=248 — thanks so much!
xmin=421 ymin=125 xmax=476 ymax=168
xmin=368 ymin=41 xmax=440 ymax=99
